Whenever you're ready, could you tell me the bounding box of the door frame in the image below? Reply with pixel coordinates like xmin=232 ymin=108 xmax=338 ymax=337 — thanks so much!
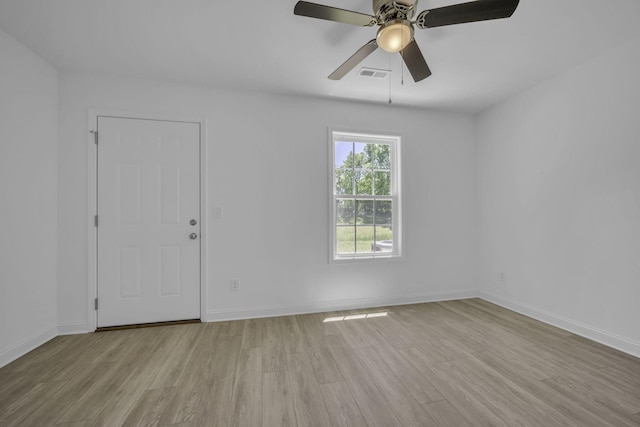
xmin=87 ymin=110 xmax=208 ymax=332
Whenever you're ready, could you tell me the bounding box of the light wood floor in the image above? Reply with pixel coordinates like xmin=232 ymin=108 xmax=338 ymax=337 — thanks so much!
xmin=1 ymin=299 xmax=639 ymax=426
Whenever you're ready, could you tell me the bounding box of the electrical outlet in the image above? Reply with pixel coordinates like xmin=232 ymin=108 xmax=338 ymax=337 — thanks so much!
xmin=231 ymin=278 xmax=240 ymax=292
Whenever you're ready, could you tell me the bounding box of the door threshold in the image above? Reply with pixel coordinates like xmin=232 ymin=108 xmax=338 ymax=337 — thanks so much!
xmin=96 ymin=318 xmax=201 ymax=332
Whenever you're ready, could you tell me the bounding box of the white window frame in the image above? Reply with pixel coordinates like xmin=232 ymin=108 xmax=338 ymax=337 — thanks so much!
xmin=329 ymin=128 xmax=403 ymax=262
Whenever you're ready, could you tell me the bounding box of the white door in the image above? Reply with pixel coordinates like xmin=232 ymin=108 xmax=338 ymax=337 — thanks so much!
xmin=97 ymin=116 xmax=201 ymax=327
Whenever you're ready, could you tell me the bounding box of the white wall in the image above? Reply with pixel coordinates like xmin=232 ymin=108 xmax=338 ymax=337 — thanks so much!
xmin=0 ymin=29 xmax=58 ymax=366
xmin=477 ymin=37 xmax=640 ymax=356
xmin=57 ymin=73 xmax=477 ymax=329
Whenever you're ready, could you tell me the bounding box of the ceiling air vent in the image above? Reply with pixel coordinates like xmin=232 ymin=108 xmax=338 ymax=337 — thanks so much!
xmin=358 ymin=68 xmax=390 ymax=79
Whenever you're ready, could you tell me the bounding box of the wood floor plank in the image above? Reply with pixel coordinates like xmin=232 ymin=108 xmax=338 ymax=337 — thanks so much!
xmin=464 ymin=316 xmax=535 ymax=350
xmin=459 ymin=351 xmax=580 ymax=426
xmin=296 ymin=314 xmax=344 ymax=384
xmin=466 ymin=299 xmax=573 ymax=343
xmin=285 ymin=352 xmax=333 ymax=427
xmin=156 ymin=323 xmax=225 ymax=426
xmin=422 ymin=399 xmax=474 ymax=427
xmin=157 ymin=382 xmax=206 ymax=426
xmin=56 ymin=327 xmax=172 ymax=424
xmin=332 ymin=317 xmax=371 ymax=349
xmin=560 ymin=368 xmax=640 ymax=413
xmin=263 ymin=317 xmax=287 ymax=372
xmin=219 ymin=319 xmax=245 ymax=337
xmin=522 ymin=341 xmax=610 ymax=380
xmin=147 ymin=323 xmax=204 ymax=389
xmin=391 ymin=305 xmax=449 ymax=342
xmin=480 ymin=344 xmax=563 ymax=381
xmin=175 ymin=321 xmax=224 ymax=387
xmin=280 ymin=315 xmax=306 ymax=356
xmin=431 ymin=359 xmax=548 ymax=427
xmin=310 ymin=312 xmax=342 ymax=336
xmin=229 ymin=347 xmax=263 ymax=427
xmin=263 ymin=370 xmax=297 ymax=427
xmin=319 ymin=381 xmax=368 ymax=427
xmin=0 ymin=380 xmax=68 ymax=427
xmin=403 ymin=357 xmax=513 ymax=427
xmin=365 ymin=314 xmax=411 ymax=349
xmin=470 ymin=347 xmax=632 ymax=427
xmin=324 ymin=334 xmax=402 ymax=427
xmin=0 ymin=335 xmax=69 ymax=381
xmin=542 ymin=376 xmax=639 ymax=426
xmin=1 ymin=299 xmax=638 ymax=426
xmin=57 ymin=365 xmax=138 ymax=422
xmin=352 ymin=346 xmax=437 ymax=426
xmin=10 ymin=363 xmax=118 ymax=426
xmin=121 ymin=387 xmax=174 ymax=427
xmin=568 ymin=333 xmax=640 ymax=366
xmin=599 ymin=365 xmax=640 ymax=391
xmin=88 ymin=375 xmax=156 ymax=426
xmin=194 ymin=335 xmax=242 ymax=426
xmin=400 ymin=341 xmax=455 ymax=365
xmin=88 ymin=329 xmax=175 ymax=426
xmin=369 ymin=342 xmax=443 ymax=404
xmin=241 ymin=318 xmax=264 ymax=349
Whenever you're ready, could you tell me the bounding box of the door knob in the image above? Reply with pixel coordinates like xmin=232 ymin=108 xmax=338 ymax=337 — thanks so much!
xmin=189 ymin=233 xmax=198 ymax=240
xmin=190 ymin=219 xmax=197 ymax=226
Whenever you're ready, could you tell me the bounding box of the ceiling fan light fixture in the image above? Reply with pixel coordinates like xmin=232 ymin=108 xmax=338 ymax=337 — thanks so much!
xmin=376 ymin=20 xmax=413 ymax=53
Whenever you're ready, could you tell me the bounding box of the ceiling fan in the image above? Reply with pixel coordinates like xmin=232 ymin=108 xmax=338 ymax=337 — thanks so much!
xmin=294 ymin=0 xmax=520 ymax=82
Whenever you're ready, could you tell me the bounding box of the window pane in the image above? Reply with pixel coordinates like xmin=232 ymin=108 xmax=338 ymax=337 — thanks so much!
xmin=335 ymin=141 xmax=353 ymax=168
xmin=335 ymin=168 xmax=353 ymax=195
xmin=354 ymin=143 xmax=368 ymax=168
xmin=356 ymin=200 xmax=373 ymax=224
xmin=355 ymin=225 xmax=375 ymax=253
xmin=374 ymin=171 xmax=391 ymax=195
xmin=374 ymin=144 xmax=391 ymax=169
xmin=372 ymin=226 xmax=393 ymax=252
xmin=336 ymin=200 xmax=355 ymax=225
xmin=375 ymin=200 xmax=392 ymax=225
xmin=336 ymin=226 xmax=355 ymax=254
xmin=355 ymin=169 xmax=372 ymax=195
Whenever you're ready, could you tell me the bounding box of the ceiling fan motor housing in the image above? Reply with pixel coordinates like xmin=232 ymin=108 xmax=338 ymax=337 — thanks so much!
xmin=373 ymin=0 xmax=416 ymax=22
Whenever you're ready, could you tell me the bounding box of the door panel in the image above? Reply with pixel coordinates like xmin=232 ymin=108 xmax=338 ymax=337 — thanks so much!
xmin=97 ymin=117 xmax=200 ymax=327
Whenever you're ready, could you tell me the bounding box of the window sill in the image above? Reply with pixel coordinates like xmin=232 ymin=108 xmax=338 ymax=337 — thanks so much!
xmin=330 ymin=254 xmax=405 ymax=264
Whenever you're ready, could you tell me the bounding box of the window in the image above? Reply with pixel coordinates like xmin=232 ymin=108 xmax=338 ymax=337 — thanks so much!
xmin=330 ymin=129 xmax=402 ymax=261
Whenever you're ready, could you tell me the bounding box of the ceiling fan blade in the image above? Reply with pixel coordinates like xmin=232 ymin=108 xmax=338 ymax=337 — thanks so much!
xmin=399 ymin=40 xmax=432 ymax=82
xmin=416 ymin=0 xmax=519 ymax=29
xmin=294 ymin=1 xmax=376 ymax=26
xmin=328 ymin=39 xmax=379 ymax=80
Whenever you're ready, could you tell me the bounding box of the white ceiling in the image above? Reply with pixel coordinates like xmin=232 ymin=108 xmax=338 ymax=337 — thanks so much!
xmin=1 ymin=0 xmax=639 ymax=113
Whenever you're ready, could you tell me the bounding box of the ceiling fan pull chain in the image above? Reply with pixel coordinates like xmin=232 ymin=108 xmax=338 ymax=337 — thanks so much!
xmin=388 ymin=54 xmax=392 ymax=104
xmin=401 ymin=32 xmax=405 ymax=85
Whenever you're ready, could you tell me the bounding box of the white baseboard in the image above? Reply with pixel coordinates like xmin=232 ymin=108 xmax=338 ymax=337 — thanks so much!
xmin=479 ymin=292 xmax=640 ymax=358
xmin=57 ymin=321 xmax=90 ymax=335
xmin=0 ymin=326 xmax=58 ymax=368
xmin=206 ymin=289 xmax=478 ymax=322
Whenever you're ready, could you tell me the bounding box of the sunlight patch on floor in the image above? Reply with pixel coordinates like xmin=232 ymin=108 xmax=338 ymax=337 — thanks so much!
xmin=323 ymin=311 xmax=388 ymax=323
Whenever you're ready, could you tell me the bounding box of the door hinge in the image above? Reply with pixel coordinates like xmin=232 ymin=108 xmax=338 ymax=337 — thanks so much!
xmin=94 ymin=215 xmax=98 ymax=227
xmin=91 ymin=130 xmax=98 ymax=144
xmin=94 ymin=298 xmax=98 ymax=310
